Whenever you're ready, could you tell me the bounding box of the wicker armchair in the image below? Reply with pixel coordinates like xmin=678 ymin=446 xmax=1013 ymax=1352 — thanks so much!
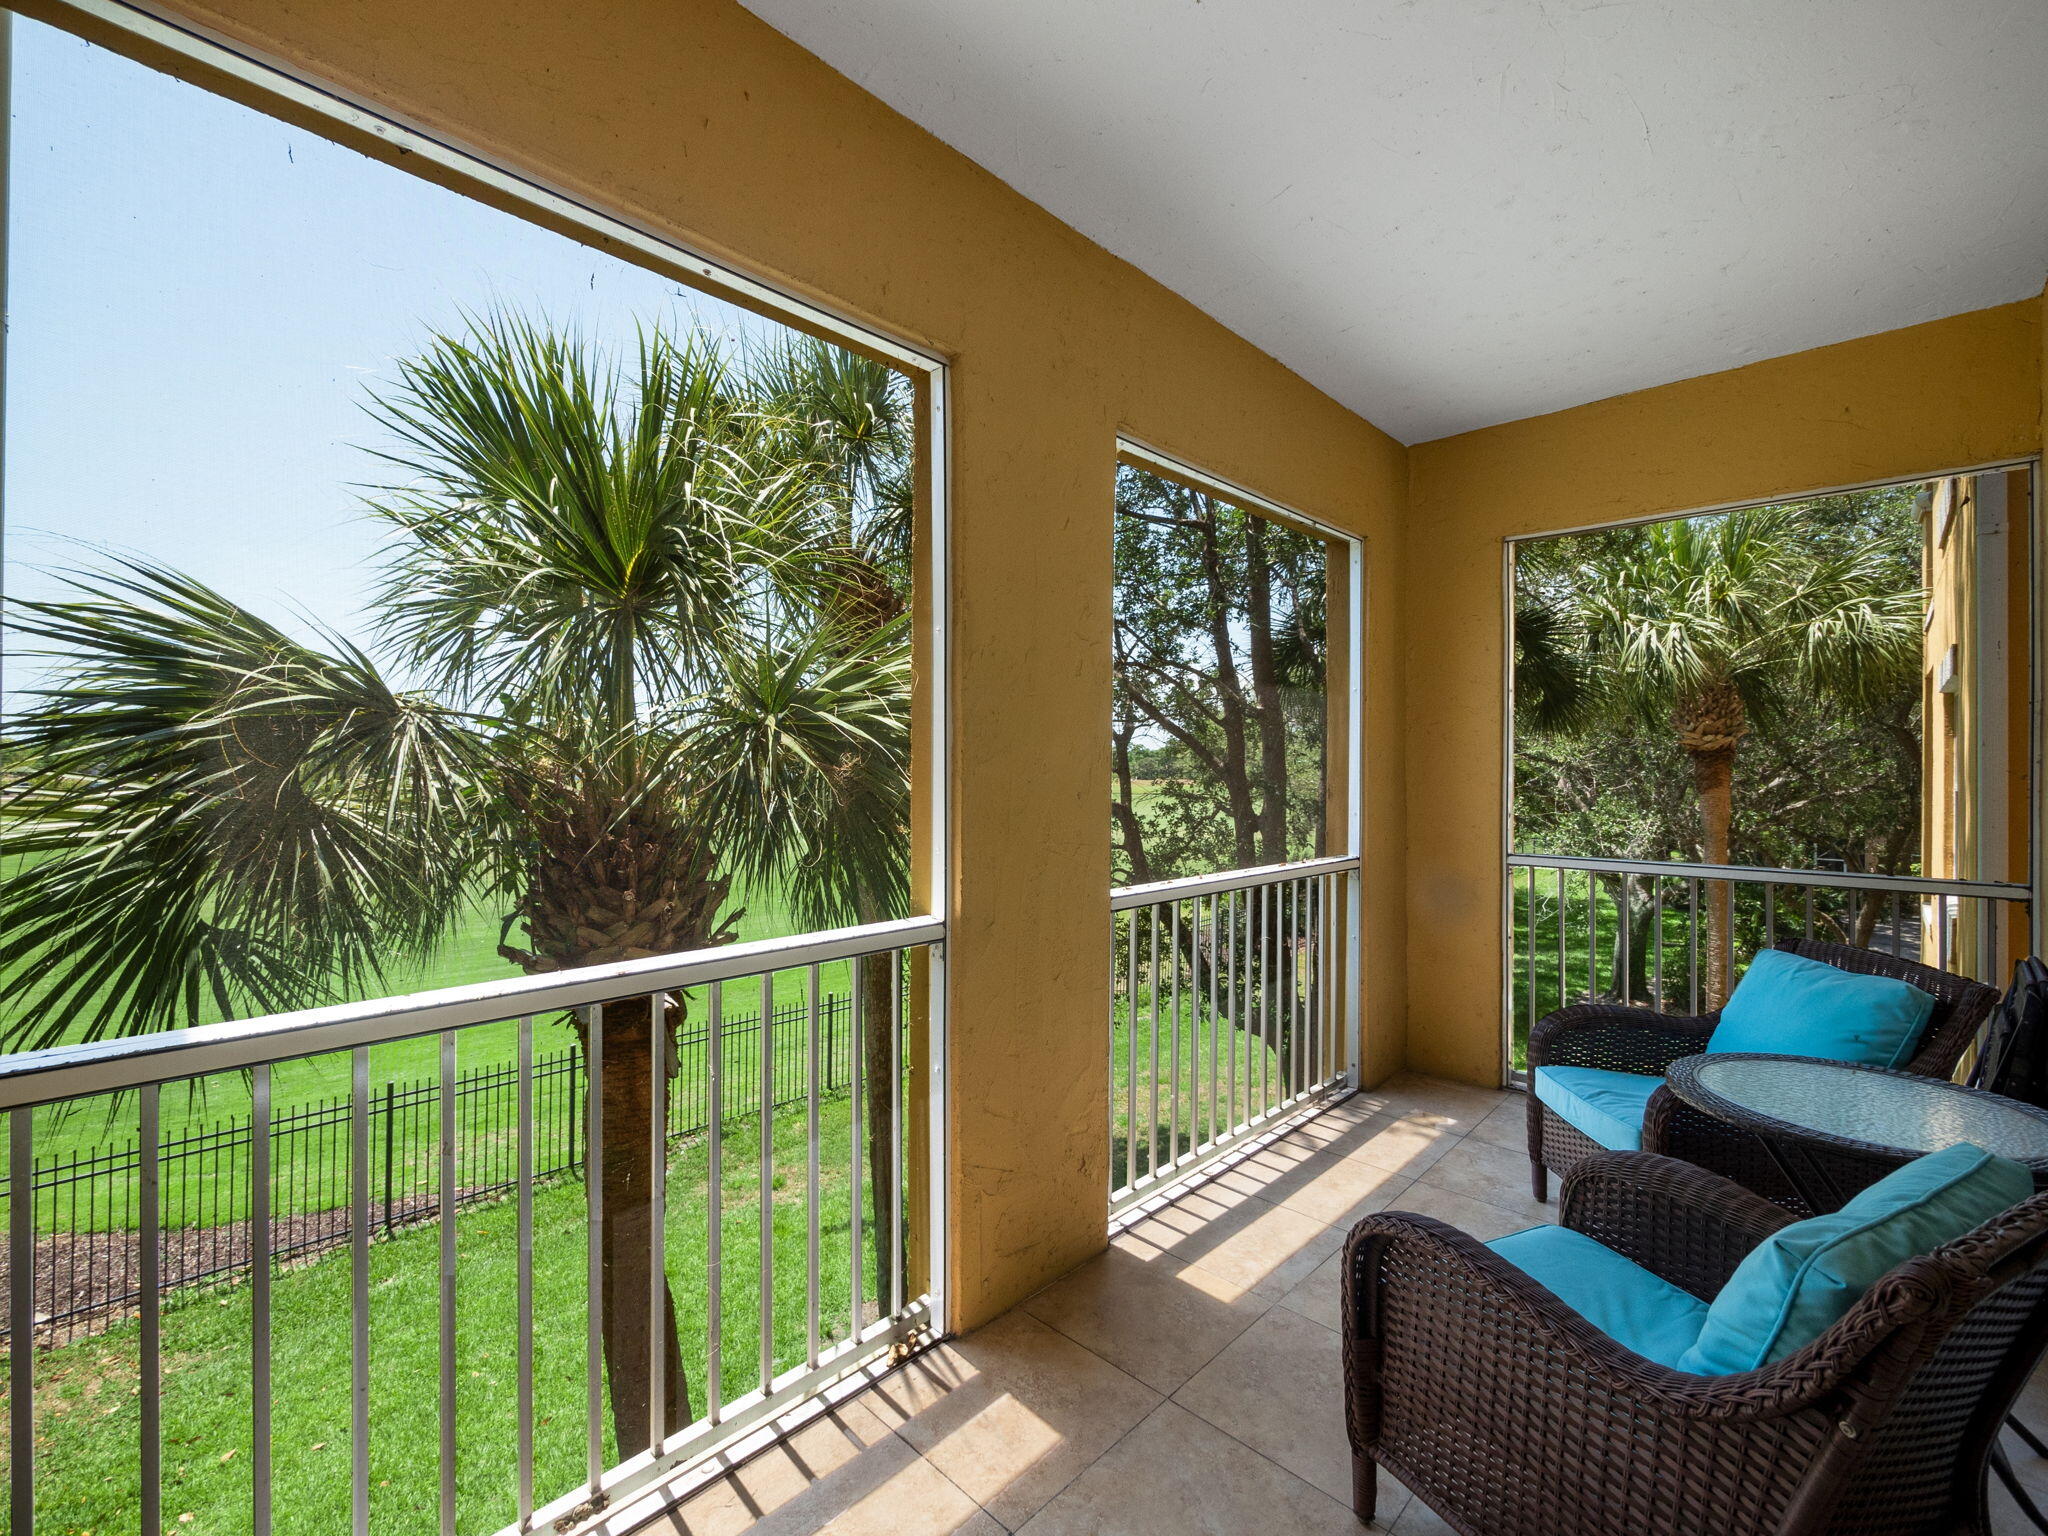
xmin=1527 ymin=938 xmax=2002 ymax=1213
xmin=1343 ymin=1152 xmax=2048 ymax=1536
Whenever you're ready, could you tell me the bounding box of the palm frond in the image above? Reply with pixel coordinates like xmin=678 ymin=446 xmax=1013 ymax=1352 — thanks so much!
xmin=681 ymin=618 xmax=912 ymax=929
xmin=1560 ymin=505 xmax=1913 ymax=730
xmin=364 ymin=311 xmax=828 ymax=728
xmin=0 ymin=561 xmax=487 ymax=1047
xmin=1513 ymin=594 xmax=1605 ymax=732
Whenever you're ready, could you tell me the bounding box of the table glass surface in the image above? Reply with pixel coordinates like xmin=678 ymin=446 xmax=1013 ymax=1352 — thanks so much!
xmin=1686 ymin=1056 xmax=2048 ymax=1162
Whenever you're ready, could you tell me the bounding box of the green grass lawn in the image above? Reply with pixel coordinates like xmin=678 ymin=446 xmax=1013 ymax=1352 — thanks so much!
xmin=1510 ymin=869 xmax=1707 ymax=1071
xmin=1506 ymin=869 xmax=1857 ymax=1069
xmin=1109 ymin=976 xmax=1308 ymax=1185
xmin=19 ymin=876 xmax=850 ymax=1171
xmin=8 ymin=1094 xmax=898 ymax=1536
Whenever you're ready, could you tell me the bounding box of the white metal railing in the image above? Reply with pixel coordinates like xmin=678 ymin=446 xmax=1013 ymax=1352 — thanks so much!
xmin=1507 ymin=852 xmax=2032 ymax=1066
xmin=1110 ymin=857 xmax=1358 ymax=1214
xmin=0 ymin=915 xmax=941 ymax=1536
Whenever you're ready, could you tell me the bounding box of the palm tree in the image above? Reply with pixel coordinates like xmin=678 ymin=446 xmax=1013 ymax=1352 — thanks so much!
xmin=0 ymin=314 xmax=913 ymax=1457
xmin=1522 ymin=509 xmax=1920 ymax=1004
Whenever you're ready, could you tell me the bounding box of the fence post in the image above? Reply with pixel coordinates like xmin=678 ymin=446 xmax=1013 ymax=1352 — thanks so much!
xmin=382 ymin=1080 xmax=396 ymax=1234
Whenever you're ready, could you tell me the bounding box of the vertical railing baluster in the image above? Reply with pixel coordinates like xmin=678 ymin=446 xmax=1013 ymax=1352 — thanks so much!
xmin=9 ymin=1108 xmax=30 ymax=1536
xmin=760 ymin=972 xmax=776 ymax=1389
xmin=1618 ymin=876 xmax=1632 ymax=1006
xmin=889 ymin=954 xmax=905 ymax=1321
xmin=709 ymin=987 xmax=725 ymax=1417
xmin=1249 ymin=885 xmax=1262 ymax=1122
xmin=1651 ymin=878 xmax=1664 ymax=1011
xmin=1586 ymin=872 xmax=1598 ymax=1002
xmin=585 ymin=1007 xmax=605 ymax=1478
xmin=1555 ymin=868 xmax=1567 ymax=1017
xmin=1526 ymin=867 xmax=1539 ymax=1039
xmin=1277 ymin=881 xmax=1288 ymax=1106
xmin=1327 ymin=873 xmax=1339 ymax=1080
xmin=1688 ymin=880 xmax=1700 ymax=1014
xmin=1301 ymin=880 xmax=1315 ymax=1090
xmin=1247 ymin=885 xmax=1260 ymax=1122
xmin=351 ymin=1048 xmax=371 ymax=1536
xmin=1937 ymin=895 xmax=1952 ymax=973
xmin=1286 ymin=876 xmax=1302 ymax=1097
xmin=140 ymin=1085 xmax=161 ymax=1536
xmin=253 ymin=1065 xmax=274 ymax=1536
xmin=1300 ymin=880 xmax=1313 ymax=1089
xmin=517 ymin=1016 xmax=535 ymax=1532
xmin=1245 ymin=884 xmax=1257 ymax=1126
xmin=1227 ymin=889 xmax=1238 ymax=1135
xmin=1261 ymin=884 xmax=1274 ymax=1119
xmin=1804 ymin=888 xmax=1815 ymax=943
xmin=1108 ymin=923 xmax=1119 ymax=1186
xmin=1148 ymin=904 xmax=1160 ymax=1180
xmin=1169 ymin=900 xmax=1181 ymax=1168
xmin=1891 ymin=891 xmax=1904 ymax=958
xmin=1764 ymin=884 xmax=1776 ymax=957
xmin=652 ymin=991 xmax=670 ymax=1454
xmin=1196 ymin=897 xmax=1212 ymax=1146
xmin=1124 ymin=911 xmax=1137 ymax=1191
xmin=807 ymin=964 xmax=822 ymax=1369
xmin=439 ymin=1033 xmax=457 ymax=1534
xmin=1311 ymin=877 xmax=1324 ymax=1085
xmin=847 ymin=974 xmax=863 ymax=1351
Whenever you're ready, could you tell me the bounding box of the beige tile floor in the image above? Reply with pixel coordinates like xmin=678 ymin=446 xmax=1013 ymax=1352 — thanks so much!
xmin=635 ymin=1073 xmax=2048 ymax=1535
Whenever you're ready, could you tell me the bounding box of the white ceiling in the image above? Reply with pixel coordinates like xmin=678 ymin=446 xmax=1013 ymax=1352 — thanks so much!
xmin=738 ymin=0 xmax=2048 ymax=443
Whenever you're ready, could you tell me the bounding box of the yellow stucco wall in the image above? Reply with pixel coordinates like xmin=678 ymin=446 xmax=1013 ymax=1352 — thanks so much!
xmin=45 ymin=0 xmax=1414 ymax=1326
xmin=1404 ymin=300 xmax=2044 ymax=1087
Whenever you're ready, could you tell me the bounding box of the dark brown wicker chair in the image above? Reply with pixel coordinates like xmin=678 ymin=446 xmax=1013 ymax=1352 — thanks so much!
xmin=1343 ymin=1152 xmax=2048 ymax=1536
xmin=1527 ymin=938 xmax=2002 ymax=1213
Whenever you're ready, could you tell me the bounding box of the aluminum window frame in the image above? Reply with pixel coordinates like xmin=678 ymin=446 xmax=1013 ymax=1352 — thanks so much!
xmin=0 ymin=5 xmax=956 ymax=1524
xmin=1499 ymin=456 xmax=2044 ymax=1086
xmin=1112 ymin=435 xmax=1366 ymax=1088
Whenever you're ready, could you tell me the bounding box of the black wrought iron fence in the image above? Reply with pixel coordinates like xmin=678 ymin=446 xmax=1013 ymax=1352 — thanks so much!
xmin=0 ymin=993 xmax=851 ymax=1343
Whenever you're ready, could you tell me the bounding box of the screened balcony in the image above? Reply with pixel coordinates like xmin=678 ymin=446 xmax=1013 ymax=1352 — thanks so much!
xmin=0 ymin=0 xmax=2044 ymax=1534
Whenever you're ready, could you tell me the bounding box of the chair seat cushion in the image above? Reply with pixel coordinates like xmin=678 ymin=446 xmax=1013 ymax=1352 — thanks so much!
xmin=1532 ymin=1065 xmax=1661 ymax=1151
xmin=1705 ymin=948 xmax=1936 ymax=1067
xmin=1487 ymin=1225 xmax=1709 ymax=1369
xmin=1677 ymin=1141 xmax=2032 ymax=1375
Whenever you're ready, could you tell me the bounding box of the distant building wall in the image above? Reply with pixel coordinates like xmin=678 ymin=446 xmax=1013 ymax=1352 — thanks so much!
xmin=1920 ymin=469 xmax=2033 ymax=982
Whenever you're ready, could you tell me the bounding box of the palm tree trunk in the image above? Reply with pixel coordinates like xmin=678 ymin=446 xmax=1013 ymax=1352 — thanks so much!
xmin=503 ymin=787 xmax=726 ymax=1460
xmin=1691 ymin=746 xmax=1738 ymax=1007
xmin=583 ymin=996 xmax=690 ymax=1454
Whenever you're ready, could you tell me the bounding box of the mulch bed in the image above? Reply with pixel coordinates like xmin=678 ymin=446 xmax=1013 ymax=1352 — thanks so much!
xmin=0 ymin=1192 xmax=465 ymax=1348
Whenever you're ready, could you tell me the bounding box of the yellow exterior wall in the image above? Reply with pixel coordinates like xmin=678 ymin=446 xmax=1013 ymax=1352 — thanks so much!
xmin=50 ymin=0 xmax=1414 ymax=1327
xmin=1919 ymin=471 xmax=2032 ymax=986
xmin=1405 ymin=301 xmax=2043 ymax=1087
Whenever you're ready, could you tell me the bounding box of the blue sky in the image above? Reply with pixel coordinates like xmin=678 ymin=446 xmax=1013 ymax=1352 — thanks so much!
xmin=4 ymin=14 xmax=779 ymax=688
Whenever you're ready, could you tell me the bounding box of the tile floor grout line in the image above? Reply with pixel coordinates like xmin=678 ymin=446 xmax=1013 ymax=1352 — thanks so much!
xmin=896 ymin=1434 xmax=1006 ymax=1533
xmin=1156 ymin=1392 xmax=1408 ymax=1527
xmin=858 ymin=1312 xmax=1168 ymax=1535
xmin=1010 ymin=1398 xmax=1187 ymax=1534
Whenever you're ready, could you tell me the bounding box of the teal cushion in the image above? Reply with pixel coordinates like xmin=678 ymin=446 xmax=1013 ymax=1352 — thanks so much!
xmin=1706 ymin=948 xmax=1935 ymax=1067
xmin=1487 ymin=1225 xmax=1709 ymax=1369
xmin=1532 ymin=1065 xmax=1661 ymax=1151
xmin=1677 ymin=1142 xmax=2032 ymax=1374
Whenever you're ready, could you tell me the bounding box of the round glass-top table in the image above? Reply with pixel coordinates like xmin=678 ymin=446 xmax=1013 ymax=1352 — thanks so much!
xmin=1664 ymin=1053 xmax=2048 ymax=1211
